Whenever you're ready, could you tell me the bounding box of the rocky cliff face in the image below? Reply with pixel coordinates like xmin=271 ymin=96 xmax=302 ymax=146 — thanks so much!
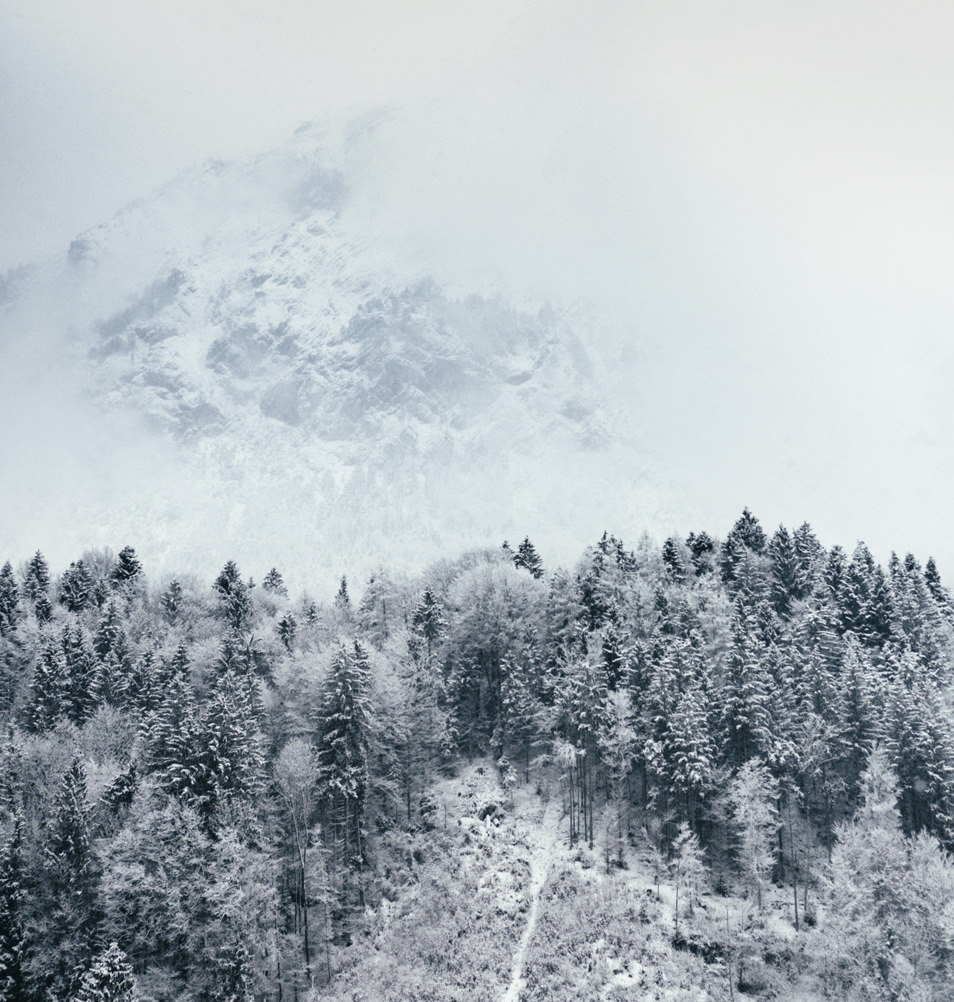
xmin=0 ymin=121 xmax=668 ymax=590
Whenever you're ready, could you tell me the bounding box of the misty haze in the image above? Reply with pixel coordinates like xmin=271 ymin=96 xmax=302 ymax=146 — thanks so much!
xmin=3 ymin=2 xmax=954 ymax=1001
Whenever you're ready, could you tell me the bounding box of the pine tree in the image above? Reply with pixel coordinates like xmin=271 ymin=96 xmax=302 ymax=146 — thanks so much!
xmin=27 ymin=639 xmax=66 ymax=731
xmin=0 ymin=815 xmax=26 ymax=1002
xmin=317 ymin=642 xmax=372 ymax=867
xmin=22 ymin=551 xmax=49 ymax=608
xmin=719 ymin=608 xmax=774 ymax=766
xmin=411 ymin=587 xmax=445 ymax=660
xmin=74 ymin=941 xmax=139 ymax=1002
xmin=262 ymin=567 xmax=287 ymax=597
xmin=142 ymin=673 xmax=201 ymax=802
xmin=196 ymin=669 xmax=266 ymax=815
xmin=721 ymin=508 xmax=767 ymax=584
xmin=214 ymin=562 xmax=253 ymax=632
xmin=768 ymin=525 xmax=800 ymax=616
xmin=0 ymin=564 xmax=19 ymax=638
xmin=685 ymin=531 xmax=716 ymax=575
xmin=111 ymin=546 xmax=142 ymax=587
xmin=60 ymin=559 xmax=93 ymax=612
xmin=661 ymin=537 xmax=688 ymax=583
xmin=514 ymin=537 xmax=544 ymax=579
xmin=160 ymin=579 xmax=183 ymax=624
xmin=40 ymin=758 xmax=99 ymax=999
xmin=277 ymin=612 xmax=297 ymax=652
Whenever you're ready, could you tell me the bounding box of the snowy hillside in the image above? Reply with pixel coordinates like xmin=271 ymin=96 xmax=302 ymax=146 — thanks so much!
xmin=0 ymin=119 xmax=677 ymax=590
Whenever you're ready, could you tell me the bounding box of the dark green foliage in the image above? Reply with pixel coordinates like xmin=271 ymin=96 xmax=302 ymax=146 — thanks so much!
xmin=277 ymin=612 xmax=297 ymax=651
xmin=262 ymin=567 xmax=287 ymax=596
xmin=318 ymin=642 xmax=372 ymax=865
xmin=0 ymin=564 xmax=19 ymax=638
xmin=214 ymin=561 xmax=252 ymax=632
xmin=685 ymin=531 xmax=716 ymax=575
xmin=74 ymin=941 xmax=138 ymax=1002
xmin=514 ymin=537 xmax=544 ymax=579
xmin=111 ymin=546 xmax=143 ymax=587
xmin=160 ymin=579 xmax=183 ymax=624
xmin=661 ymin=537 xmax=688 ymax=583
xmin=0 ymin=815 xmax=26 ymax=1002
xmin=22 ymin=551 xmax=49 ymax=607
xmin=411 ymin=586 xmax=445 ymax=654
xmin=60 ymin=559 xmax=94 ymax=612
xmin=34 ymin=758 xmax=100 ymax=1000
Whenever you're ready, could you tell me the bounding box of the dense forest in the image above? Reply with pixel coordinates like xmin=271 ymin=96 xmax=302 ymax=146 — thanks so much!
xmin=3 ymin=510 xmax=954 ymax=1001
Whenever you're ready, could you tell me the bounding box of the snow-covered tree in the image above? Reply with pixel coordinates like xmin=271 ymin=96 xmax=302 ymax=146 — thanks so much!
xmin=727 ymin=759 xmax=780 ymax=909
xmin=74 ymin=941 xmax=139 ymax=1002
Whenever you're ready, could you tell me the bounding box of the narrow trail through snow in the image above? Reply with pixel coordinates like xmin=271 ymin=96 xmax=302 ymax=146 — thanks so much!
xmin=500 ymin=795 xmax=563 ymax=1002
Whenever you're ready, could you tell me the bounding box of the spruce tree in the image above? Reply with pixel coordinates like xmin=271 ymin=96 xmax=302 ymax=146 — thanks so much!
xmin=22 ymin=551 xmax=49 ymax=607
xmin=317 ymin=642 xmax=372 ymax=867
xmin=685 ymin=531 xmax=716 ymax=575
xmin=277 ymin=612 xmax=297 ymax=652
xmin=60 ymin=559 xmax=93 ymax=612
xmin=160 ymin=579 xmax=183 ymax=624
xmin=0 ymin=564 xmax=19 ymax=638
xmin=111 ymin=546 xmax=142 ymax=587
xmin=74 ymin=941 xmax=139 ymax=1002
xmin=214 ymin=562 xmax=252 ymax=633
xmin=514 ymin=537 xmax=544 ymax=579
xmin=262 ymin=567 xmax=287 ymax=596
xmin=411 ymin=587 xmax=446 ymax=660
xmin=40 ymin=759 xmax=99 ymax=1000
xmin=0 ymin=815 xmax=26 ymax=1002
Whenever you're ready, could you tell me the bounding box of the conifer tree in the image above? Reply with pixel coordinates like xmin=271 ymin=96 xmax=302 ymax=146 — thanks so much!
xmin=22 ymin=550 xmax=49 ymax=608
xmin=197 ymin=669 xmax=266 ymax=815
xmin=719 ymin=608 xmax=774 ymax=766
xmin=721 ymin=508 xmax=767 ymax=584
xmin=0 ymin=563 xmax=19 ymax=638
xmin=160 ymin=579 xmax=183 ymax=624
xmin=27 ymin=639 xmax=66 ymax=731
xmin=215 ymin=562 xmax=253 ymax=632
xmin=277 ymin=612 xmax=297 ymax=652
xmin=685 ymin=531 xmax=716 ymax=575
xmin=0 ymin=815 xmax=26 ymax=1002
xmin=111 ymin=546 xmax=142 ymax=587
xmin=661 ymin=537 xmax=688 ymax=583
xmin=514 ymin=537 xmax=544 ymax=579
xmin=60 ymin=559 xmax=93 ymax=612
xmin=317 ymin=642 xmax=373 ymax=867
xmin=411 ymin=587 xmax=445 ymax=660
xmin=39 ymin=758 xmax=99 ymax=1000
xmin=74 ymin=941 xmax=139 ymax=1002
xmin=768 ymin=525 xmax=800 ymax=616
xmin=262 ymin=567 xmax=288 ymax=597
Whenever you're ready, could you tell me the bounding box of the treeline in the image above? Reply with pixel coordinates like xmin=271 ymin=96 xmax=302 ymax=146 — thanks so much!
xmin=1 ymin=512 xmax=954 ymax=1000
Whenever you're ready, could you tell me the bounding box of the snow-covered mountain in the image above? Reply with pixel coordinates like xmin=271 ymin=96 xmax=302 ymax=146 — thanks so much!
xmin=0 ymin=119 xmax=676 ymax=592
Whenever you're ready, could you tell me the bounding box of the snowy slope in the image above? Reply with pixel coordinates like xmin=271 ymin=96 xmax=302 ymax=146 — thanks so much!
xmin=0 ymin=119 xmax=679 ymax=591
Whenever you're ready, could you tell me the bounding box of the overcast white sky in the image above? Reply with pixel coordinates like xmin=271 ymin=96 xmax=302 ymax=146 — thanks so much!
xmin=4 ymin=0 xmax=954 ymax=572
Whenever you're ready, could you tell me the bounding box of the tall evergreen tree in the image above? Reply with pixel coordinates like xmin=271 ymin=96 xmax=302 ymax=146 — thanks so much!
xmin=0 ymin=815 xmax=26 ymax=1002
xmin=262 ymin=567 xmax=287 ymax=597
xmin=514 ymin=537 xmax=544 ymax=579
xmin=22 ymin=551 xmax=49 ymax=608
xmin=36 ymin=759 xmax=99 ymax=1000
xmin=317 ymin=643 xmax=373 ymax=867
xmin=111 ymin=546 xmax=143 ymax=587
xmin=0 ymin=564 xmax=19 ymax=638
xmin=60 ymin=559 xmax=93 ymax=612
xmin=74 ymin=941 xmax=139 ymax=1002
